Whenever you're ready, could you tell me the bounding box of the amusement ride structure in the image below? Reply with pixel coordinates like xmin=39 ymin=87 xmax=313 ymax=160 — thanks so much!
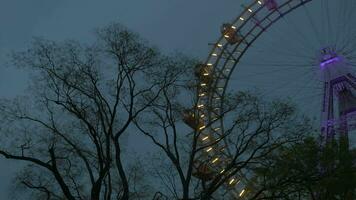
xmin=320 ymin=47 xmax=356 ymax=144
xmin=183 ymin=0 xmax=356 ymax=199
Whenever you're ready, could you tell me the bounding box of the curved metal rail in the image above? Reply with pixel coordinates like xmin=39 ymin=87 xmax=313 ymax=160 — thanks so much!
xmin=189 ymin=0 xmax=315 ymax=198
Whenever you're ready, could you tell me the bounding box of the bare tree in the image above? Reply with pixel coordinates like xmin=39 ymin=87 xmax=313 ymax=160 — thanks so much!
xmin=0 ymin=22 xmax=314 ymax=200
xmin=0 ymin=23 xmax=190 ymax=200
xmin=135 ymin=65 xmax=313 ymax=200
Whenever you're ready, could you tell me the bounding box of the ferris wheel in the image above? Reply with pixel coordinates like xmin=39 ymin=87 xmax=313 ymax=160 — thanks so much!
xmin=183 ymin=0 xmax=356 ymax=199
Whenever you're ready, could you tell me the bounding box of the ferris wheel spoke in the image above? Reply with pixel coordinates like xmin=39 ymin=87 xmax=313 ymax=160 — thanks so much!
xmin=280 ymin=15 xmax=318 ymax=52
xmin=321 ymin=0 xmax=333 ymax=46
xmin=331 ymin=0 xmax=340 ymax=45
xmin=341 ymin=33 xmax=356 ymax=57
xmin=338 ymin=0 xmax=356 ymax=48
xmin=335 ymin=0 xmax=349 ymax=47
xmin=254 ymin=60 xmax=316 ymax=67
xmin=254 ymin=23 xmax=316 ymax=59
xmin=284 ymin=76 xmax=323 ymax=100
xmin=293 ymin=93 xmax=324 ymax=117
xmin=262 ymin=21 xmax=315 ymax=58
xmin=257 ymin=69 xmax=316 ymax=99
xmin=232 ymin=63 xmax=314 ymax=80
xmin=301 ymin=4 xmax=323 ymax=47
xmin=247 ymin=47 xmax=313 ymax=61
xmin=238 ymin=63 xmax=313 ymax=68
xmin=193 ymin=1 xmax=356 ymax=198
xmin=248 ymin=36 xmax=314 ymax=61
xmin=318 ymin=0 xmax=326 ymax=46
xmin=324 ymin=0 xmax=333 ymax=45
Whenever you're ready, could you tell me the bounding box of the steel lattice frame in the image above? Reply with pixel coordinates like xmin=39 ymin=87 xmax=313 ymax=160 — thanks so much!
xmin=194 ymin=0 xmax=316 ymax=198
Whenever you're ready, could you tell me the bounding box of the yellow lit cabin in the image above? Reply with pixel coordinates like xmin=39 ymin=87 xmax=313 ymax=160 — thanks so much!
xmin=195 ymin=64 xmax=214 ymax=86
xmin=183 ymin=109 xmax=204 ymax=130
xmin=221 ymin=23 xmax=244 ymax=45
xmin=192 ymin=162 xmax=215 ymax=181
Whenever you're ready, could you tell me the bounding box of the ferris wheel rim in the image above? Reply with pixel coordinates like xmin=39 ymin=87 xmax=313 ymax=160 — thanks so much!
xmin=194 ymin=0 xmax=320 ymax=198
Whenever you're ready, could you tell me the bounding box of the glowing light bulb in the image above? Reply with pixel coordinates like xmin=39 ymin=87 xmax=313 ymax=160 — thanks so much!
xmin=229 ymin=179 xmax=235 ymax=185
xmin=239 ymin=189 xmax=245 ymax=197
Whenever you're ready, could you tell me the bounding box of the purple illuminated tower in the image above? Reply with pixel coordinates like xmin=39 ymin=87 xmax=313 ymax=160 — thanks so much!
xmin=320 ymin=47 xmax=356 ymax=146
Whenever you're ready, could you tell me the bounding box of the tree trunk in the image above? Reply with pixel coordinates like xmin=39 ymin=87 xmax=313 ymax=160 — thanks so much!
xmin=114 ymin=139 xmax=129 ymax=200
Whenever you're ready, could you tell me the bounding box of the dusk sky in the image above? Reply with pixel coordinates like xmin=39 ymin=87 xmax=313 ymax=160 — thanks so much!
xmin=1 ymin=0 xmax=355 ymax=199
xmin=0 ymin=0 xmax=243 ymax=197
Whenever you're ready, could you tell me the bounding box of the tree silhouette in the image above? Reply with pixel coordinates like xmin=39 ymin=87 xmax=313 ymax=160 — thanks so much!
xmin=0 ymin=23 xmax=190 ymax=200
xmin=136 ymin=78 xmax=313 ymax=200
xmin=250 ymin=136 xmax=356 ymax=200
xmin=0 ymin=22 xmax=318 ymax=200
